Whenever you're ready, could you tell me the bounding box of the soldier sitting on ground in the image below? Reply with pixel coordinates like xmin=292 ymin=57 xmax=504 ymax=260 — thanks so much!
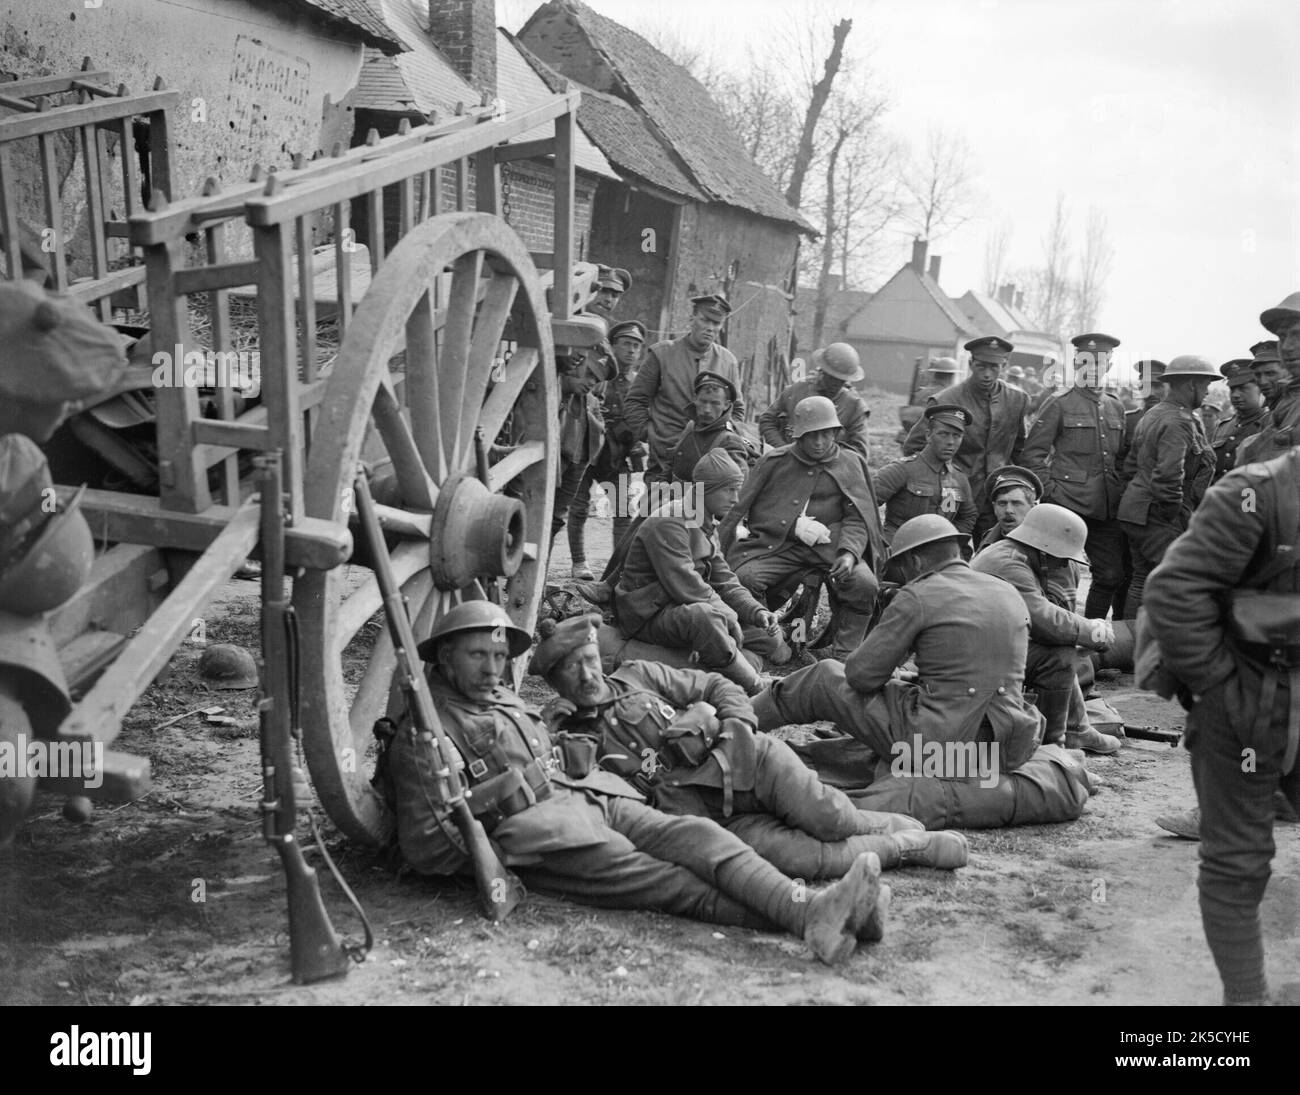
xmin=760 ymin=343 xmax=871 ymax=459
xmin=532 ymin=614 xmax=968 ymax=887
xmin=873 ymin=404 xmax=978 ymax=548
xmin=750 ymin=515 xmax=1043 ymax=775
xmin=971 ymin=504 xmax=1120 ymax=756
xmin=612 ymin=449 xmax=780 ymax=695
xmin=390 ymin=601 xmax=886 ymax=966
xmin=719 ymin=396 xmax=885 ymax=663
xmin=664 ymin=371 xmax=758 ymax=483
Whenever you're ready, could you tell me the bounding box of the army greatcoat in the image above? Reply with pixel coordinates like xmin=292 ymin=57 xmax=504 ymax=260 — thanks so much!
xmin=664 ymin=416 xmax=757 ymax=482
xmin=758 ymin=378 xmax=871 ymax=458
xmin=623 ymin=337 xmax=745 ymax=476
xmin=1116 ymin=401 xmax=1215 ymax=527
xmin=902 ymin=378 xmax=1028 ymax=512
xmin=872 ymin=449 xmax=978 ymax=543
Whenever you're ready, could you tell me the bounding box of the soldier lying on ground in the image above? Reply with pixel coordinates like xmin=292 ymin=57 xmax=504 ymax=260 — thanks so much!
xmin=719 ymin=396 xmax=884 ymax=662
xmin=531 ymin=615 xmax=968 ymax=883
xmin=750 ymin=515 xmax=1043 ymax=776
xmin=390 ymin=602 xmax=887 ymax=965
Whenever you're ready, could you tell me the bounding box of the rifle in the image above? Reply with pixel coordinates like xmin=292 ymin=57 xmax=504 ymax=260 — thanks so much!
xmin=353 ymin=469 xmax=525 ymax=922
xmin=257 ymin=453 xmax=354 ymax=984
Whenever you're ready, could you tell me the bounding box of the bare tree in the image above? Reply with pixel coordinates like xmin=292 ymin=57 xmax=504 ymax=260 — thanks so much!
xmin=982 ymin=218 xmax=1014 ymax=295
xmin=1071 ymin=207 xmax=1115 ymax=332
xmin=897 ymin=126 xmax=979 ymax=242
xmin=785 ymin=18 xmax=853 ymax=210
xmin=1017 ymin=194 xmax=1074 ymax=340
xmin=811 ymin=124 xmax=851 ymax=347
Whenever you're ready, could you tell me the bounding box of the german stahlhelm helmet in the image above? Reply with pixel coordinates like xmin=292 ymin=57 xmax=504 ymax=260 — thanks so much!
xmin=0 ymin=484 xmax=94 ymax=615
xmin=416 ymin=600 xmax=532 ymax=661
xmin=790 ymin=395 xmax=842 ymax=437
xmin=1161 ymin=354 xmax=1221 ymax=380
xmin=812 ymin=343 xmax=864 ymax=382
xmin=889 ymin=514 xmax=963 ymax=558
xmin=1007 ymin=503 xmax=1089 ymax=563
xmin=929 ymin=357 xmax=959 ymax=377
xmin=199 ymin=643 xmax=259 ymax=690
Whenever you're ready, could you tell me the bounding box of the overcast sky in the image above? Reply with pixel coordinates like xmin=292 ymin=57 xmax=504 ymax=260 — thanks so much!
xmin=501 ymin=0 xmax=1298 ymax=367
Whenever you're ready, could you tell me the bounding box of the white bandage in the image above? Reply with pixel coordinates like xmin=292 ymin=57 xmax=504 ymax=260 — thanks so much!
xmin=794 ymin=513 xmax=831 ymax=547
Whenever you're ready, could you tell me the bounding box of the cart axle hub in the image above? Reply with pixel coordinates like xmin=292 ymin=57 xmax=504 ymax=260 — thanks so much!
xmin=428 ymin=474 xmax=525 ymax=590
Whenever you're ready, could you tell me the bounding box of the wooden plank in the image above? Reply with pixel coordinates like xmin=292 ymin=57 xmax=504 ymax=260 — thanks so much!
xmin=0 ymin=71 xmax=110 ymax=98
xmin=190 ymin=418 xmax=271 ymax=451
xmin=38 ymin=131 xmax=68 ymax=286
xmin=118 ymin=114 xmax=139 ymax=221
xmin=197 ymin=378 xmax=330 ymax=468
xmin=494 ymin=138 xmax=555 ymax=163
xmin=0 ymin=89 xmax=177 ymax=142
xmin=38 ymin=750 xmax=151 ymax=802
xmin=552 ymin=110 xmax=575 ymax=320
xmin=59 ymin=630 xmax=128 ymax=697
xmin=170 ymin=260 xmax=261 ymax=294
xmin=253 ymin=223 xmax=304 ymax=523
xmin=148 ymin=102 xmax=172 ymax=201
xmin=296 ymin=214 xmax=318 ymax=442
xmin=334 ymin=200 xmax=352 ymax=336
xmin=79 ymin=123 xmax=110 ymax=318
xmin=56 ymin=487 xmax=350 ymax=571
xmin=128 ymin=109 xmax=490 ymax=246
xmin=366 ymin=184 xmax=384 ymax=269
xmin=0 ymin=144 xmax=27 ymax=279
xmin=243 ymin=93 xmax=582 ymax=226
xmin=474 ymin=147 xmax=499 ymax=215
xmin=58 ymin=503 xmax=261 ymax=747
xmin=63 ymin=264 xmax=146 ymax=303
xmin=202 ymin=194 xmax=240 ymax=506
xmin=48 ymin=544 xmax=168 ymax=649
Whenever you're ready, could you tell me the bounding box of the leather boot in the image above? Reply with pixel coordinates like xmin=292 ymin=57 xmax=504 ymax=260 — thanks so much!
xmin=889 ymin=829 xmax=969 ymax=870
xmin=851 ymin=882 xmax=891 ymax=943
xmin=718 ymin=652 xmax=771 ymax=696
xmin=803 ymin=852 xmax=881 ymax=965
xmin=1034 ymin=687 xmax=1072 ymax=747
xmin=852 ymin=810 xmax=925 ymax=835
xmin=1065 ymin=726 xmax=1122 ymax=755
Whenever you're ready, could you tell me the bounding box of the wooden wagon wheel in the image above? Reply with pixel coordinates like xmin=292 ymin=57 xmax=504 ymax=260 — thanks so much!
xmin=294 ymin=213 xmax=558 ymax=847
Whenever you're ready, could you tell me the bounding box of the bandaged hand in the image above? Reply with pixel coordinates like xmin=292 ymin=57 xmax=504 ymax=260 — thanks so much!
xmin=1087 ymin=619 xmax=1114 ymax=650
xmin=794 ymin=513 xmax=832 ymax=547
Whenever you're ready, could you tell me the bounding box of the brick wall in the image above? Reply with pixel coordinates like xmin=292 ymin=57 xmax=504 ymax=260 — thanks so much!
xmin=426 ymin=0 xmax=498 ymax=97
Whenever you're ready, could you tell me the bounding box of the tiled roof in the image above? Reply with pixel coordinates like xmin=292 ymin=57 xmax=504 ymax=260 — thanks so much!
xmin=520 ymin=1 xmax=812 ymax=231
xmin=284 ymin=0 xmax=406 ymax=52
xmin=512 ymin=39 xmax=703 ymax=200
xmin=792 ymin=287 xmax=873 ymax=349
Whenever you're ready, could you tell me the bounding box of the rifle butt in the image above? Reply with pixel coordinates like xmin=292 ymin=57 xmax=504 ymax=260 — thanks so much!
xmin=454 ymin=804 xmax=525 ymax=922
xmin=281 ymin=843 xmax=351 ymax=984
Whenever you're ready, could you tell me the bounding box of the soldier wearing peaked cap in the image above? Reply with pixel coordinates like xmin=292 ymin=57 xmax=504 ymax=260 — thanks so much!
xmin=532 ymin=617 xmax=967 ymax=883
xmin=874 ymin=403 xmax=978 ymax=546
xmin=1116 ymin=355 xmax=1217 ymax=618
xmin=1021 ymin=331 xmax=1130 ymax=618
xmin=1211 ymin=359 xmax=1270 ymax=481
xmin=718 ymin=396 xmax=885 ymax=661
xmin=664 ymin=371 xmax=759 ymax=482
xmin=1238 ymin=293 xmax=1300 ymax=459
xmin=976 ymin=465 xmax=1043 ymax=553
xmin=902 ymin=336 xmax=1029 ymax=545
xmin=760 ymin=343 xmax=872 ymax=458
xmin=624 ymin=292 xmax=745 ymax=484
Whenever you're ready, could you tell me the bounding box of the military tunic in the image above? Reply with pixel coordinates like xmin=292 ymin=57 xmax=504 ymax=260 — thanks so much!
xmin=623 ymin=337 xmax=745 ymax=479
xmin=613 ymin=500 xmax=767 ymax=669
xmin=391 ymin=671 xmax=819 ymax=933
xmin=1145 ymin=449 xmax=1300 ymax=1002
xmin=759 ymin=378 xmax=871 ymax=458
xmin=1021 ymin=385 xmax=1129 ymax=617
xmin=556 ymin=661 xmax=890 ymax=879
xmin=872 ymin=449 xmax=978 ymax=543
xmin=901 ymin=377 xmax=1028 ymax=516
xmin=1237 ymin=378 xmax=1300 ymax=463
xmin=755 ymin=560 xmax=1042 ymax=773
xmin=1211 ymin=407 xmax=1268 ymax=481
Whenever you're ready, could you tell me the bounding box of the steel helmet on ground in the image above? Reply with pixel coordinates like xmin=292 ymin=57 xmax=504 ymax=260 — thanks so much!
xmin=1007 ymin=503 xmax=1089 ymax=563
xmin=1161 ymin=354 xmax=1220 ymax=380
xmin=790 ymin=395 xmax=841 ymax=437
xmin=0 ymin=485 xmax=93 ymax=615
xmin=416 ymin=600 xmax=532 ymax=661
xmin=812 ymin=342 xmax=864 ymax=382
xmin=889 ymin=514 xmax=963 ymax=558
xmin=199 ymin=643 xmax=259 ymax=690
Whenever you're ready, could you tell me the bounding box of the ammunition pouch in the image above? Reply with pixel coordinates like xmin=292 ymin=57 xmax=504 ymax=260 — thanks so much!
xmin=660 ymin=725 xmax=712 ymax=768
xmin=1228 ymin=591 xmax=1300 ymax=667
xmin=464 ymin=762 xmax=552 ymax=833
xmin=554 ymin=731 xmax=600 ymax=778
